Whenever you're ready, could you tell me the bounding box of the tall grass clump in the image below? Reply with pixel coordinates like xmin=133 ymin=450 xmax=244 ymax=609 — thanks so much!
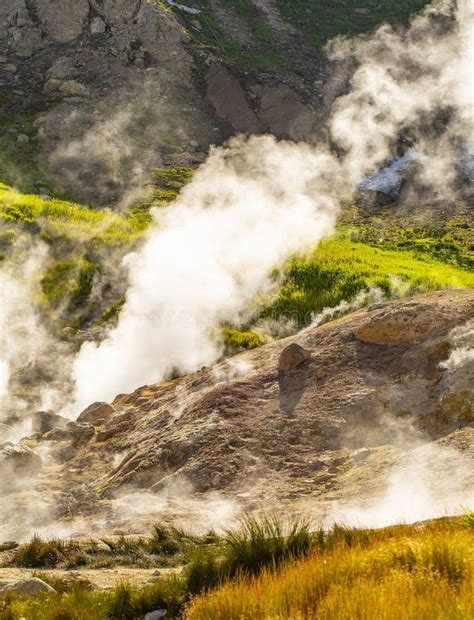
xmin=223 ymin=515 xmax=312 ymax=578
xmin=12 ymin=535 xmax=70 ymax=568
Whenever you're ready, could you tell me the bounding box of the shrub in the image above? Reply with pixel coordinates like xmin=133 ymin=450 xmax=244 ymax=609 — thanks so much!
xmin=13 ymin=535 xmax=69 ymax=568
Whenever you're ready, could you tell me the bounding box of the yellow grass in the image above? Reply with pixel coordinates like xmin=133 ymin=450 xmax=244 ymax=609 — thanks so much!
xmin=186 ymin=523 xmax=474 ymax=620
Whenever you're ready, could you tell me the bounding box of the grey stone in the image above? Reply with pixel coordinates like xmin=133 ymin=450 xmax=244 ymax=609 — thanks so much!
xmin=17 ymin=133 xmax=29 ymax=143
xmin=90 ymin=16 xmax=106 ymax=34
xmin=47 ymin=57 xmax=78 ymax=80
xmin=0 ymin=578 xmax=55 ymax=597
xmin=36 ymin=0 xmax=89 ymax=43
xmin=145 ymin=610 xmax=167 ymax=620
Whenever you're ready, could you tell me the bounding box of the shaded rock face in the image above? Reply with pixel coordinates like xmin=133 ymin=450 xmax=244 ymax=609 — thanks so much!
xmin=31 ymin=410 xmax=68 ymax=434
xmin=205 ymin=64 xmax=263 ymax=134
xmin=19 ymin=290 xmax=472 ymax=533
xmin=205 ymin=65 xmax=318 ymax=139
xmin=36 ymin=0 xmax=90 ymax=43
xmin=0 ymin=444 xmax=42 ymax=494
xmin=258 ymin=83 xmax=317 ymax=140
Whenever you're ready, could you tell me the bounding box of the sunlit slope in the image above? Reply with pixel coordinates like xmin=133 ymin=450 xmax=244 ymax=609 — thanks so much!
xmin=1 ymin=182 xmax=473 ymax=338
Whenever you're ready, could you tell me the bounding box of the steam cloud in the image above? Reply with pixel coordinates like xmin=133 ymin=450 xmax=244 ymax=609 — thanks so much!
xmin=71 ymin=0 xmax=473 ymax=413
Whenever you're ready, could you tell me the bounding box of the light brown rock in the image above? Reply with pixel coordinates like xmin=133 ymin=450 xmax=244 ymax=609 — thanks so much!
xmin=0 ymin=577 xmax=55 ymax=597
xmin=278 ymin=343 xmax=311 ymax=371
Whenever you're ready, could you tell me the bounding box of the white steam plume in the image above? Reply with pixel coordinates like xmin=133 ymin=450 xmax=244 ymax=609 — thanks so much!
xmin=72 ymin=137 xmax=338 ymax=411
xmin=71 ymin=0 xmax=473 ymax=414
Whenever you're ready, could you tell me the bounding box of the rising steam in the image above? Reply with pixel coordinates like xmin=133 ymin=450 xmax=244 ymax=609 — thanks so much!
xmin=71 ymin=0 xmax=473 ymax=413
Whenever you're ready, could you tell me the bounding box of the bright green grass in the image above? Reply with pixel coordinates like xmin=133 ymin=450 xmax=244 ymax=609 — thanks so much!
xmin=0 ymin=183 xmax=145 ymax=245
xmin=276 ymin=0 xmax=431 ymax=49
xmin=263 ymin=235 xmax=474 ymax=325
xmin=1 ymin=182 xmax=472 ymax=338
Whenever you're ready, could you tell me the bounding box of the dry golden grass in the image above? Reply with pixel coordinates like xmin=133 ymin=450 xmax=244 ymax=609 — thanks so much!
xmin=186 ymin=521 xmax=474 ymax=620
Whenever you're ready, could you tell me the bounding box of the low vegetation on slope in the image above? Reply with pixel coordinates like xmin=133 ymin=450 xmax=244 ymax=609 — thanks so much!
xmin=165 ymin=0 xmax=432 ymax=72
xmin=1 ymin=180 xmax=473 ymax=340
xmin=264 ymin=230 xmax=474 ymax=327
xmin=1 ymin=515 xmax=472 ymax=619
xmin=276 ymin=0 xmax=432 ymax=48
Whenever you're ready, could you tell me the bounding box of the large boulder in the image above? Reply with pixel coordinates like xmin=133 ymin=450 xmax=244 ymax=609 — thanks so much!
xmin=35 ymin=0 xmax=89 ymax=43
xmin=89 ymin=0 xmax=140 ymax=22
xmin=355 ymin=295 xmax=474 ymax=346
xmin=0 ymin=577 xmax=55 ymax=597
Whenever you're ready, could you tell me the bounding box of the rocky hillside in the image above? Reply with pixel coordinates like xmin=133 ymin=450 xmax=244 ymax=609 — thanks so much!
xmin=2 ymin=289 xmax=472 ymax=539
xmin=0 ymin=0 xmax=431 ymax=203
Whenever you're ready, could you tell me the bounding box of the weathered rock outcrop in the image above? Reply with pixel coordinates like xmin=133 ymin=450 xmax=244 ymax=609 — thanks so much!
xmin=36 ymin=0 xmax=90 ymax=43
xmin=13 ymin=289 xmax=471 ymax=536
xmin=0 ymin=444 xmax=42 ymax=494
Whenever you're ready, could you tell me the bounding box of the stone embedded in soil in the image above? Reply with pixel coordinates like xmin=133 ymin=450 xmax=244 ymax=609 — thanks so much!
xmin=278 ymin=343 xmax=311 ymax=372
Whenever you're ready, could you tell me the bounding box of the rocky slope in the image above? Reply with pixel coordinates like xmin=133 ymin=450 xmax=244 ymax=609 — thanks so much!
xmin=0 ymin=0 xmax=331 ymax=203
xmin=2 ymin=289 xmax=472 ymax=539
xmin=1 ymin=0 xmax=437 ymax=206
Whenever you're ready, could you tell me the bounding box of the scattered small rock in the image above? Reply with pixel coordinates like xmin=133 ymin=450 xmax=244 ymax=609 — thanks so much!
xmin=59 ymin=80 xmax=90 ymax=97
xmin=90 ymin=16 xmax=106 ymax=34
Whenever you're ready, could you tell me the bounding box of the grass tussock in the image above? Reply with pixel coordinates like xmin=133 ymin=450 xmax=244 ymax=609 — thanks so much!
xmin=12 ymin=536 xmax=71 ymax=569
